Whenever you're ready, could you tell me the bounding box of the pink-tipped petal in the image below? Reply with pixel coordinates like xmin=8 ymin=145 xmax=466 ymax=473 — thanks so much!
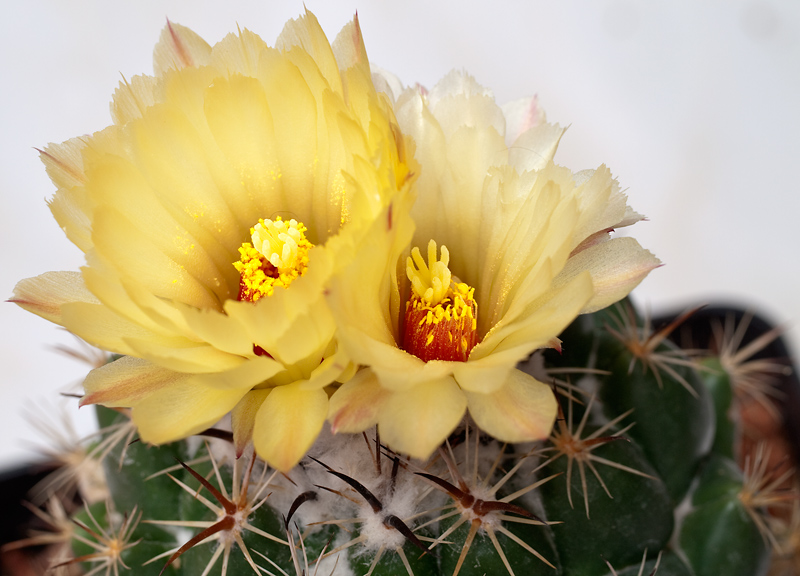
xmin=328 ymin=369 xmax=388 ymax=434
xmin=11 ymin=272 xmax=97 ymax=324
xmin=153 ymin=20 xmax=212 ymax=76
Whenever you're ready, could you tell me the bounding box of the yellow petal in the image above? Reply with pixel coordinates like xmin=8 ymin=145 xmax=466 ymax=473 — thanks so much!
xmin=276 ymin=10 xmax=343 ymax=96
xmin=110 ymin=74 xmax=159 ymax=126
xmin=464 ymin=369 xmax=556 ymax=443
xmin=60 ymin=302 xmax=168 ymax=356
xmin=153 ymin=20 xmax=212 ymax=76
xmin=328 ymin=369 xmax=388 ymax=434
xmin=175 ymin=302 xmax=259 ymax=357
xmin=477 ymin=270 xmax=595 ymax=364
xmin=569 ymin=165 xmax=628 ymax=249
xmin=81 ymin=356 xmax=188 ymax=407
xmin=507 ymin=122 xmax=565 ymax=173
xmin=11 ymin=271 xmax=97 ymax=324
xmin=123 ymin=336 xmax=245 ymax=374
xmin=252 ymin=383 xmax=328 ymax=472
xmin=209 ymin=27 xmax=269 ymax=77
xmin=377 ymin=377 xmax=467 ymax=460
xmin=331 ymin=13 xmax=368 ymax=71
xmin=232 ymin=389 xmax=271 ymax=457
xmin=192 ymin=355 xmax=284 ymax=391
xmin=133 ymin=380 xmax=248 ymax=445
xmin=501 ymin=95 xmax=547 ymax=146
xmin=558 ymin=236 xmax=662 ymax=314
xmin=39 ymin=138 xmax=87 ymax=189
xmin=90 ymin=206 xmax=219 ymax=310
xmin=82 ymin=356 xmax=278 ymax=445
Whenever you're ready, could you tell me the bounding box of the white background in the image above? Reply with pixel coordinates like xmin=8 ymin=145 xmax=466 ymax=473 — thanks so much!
xmin=1 ymin=0 xmax=799 ymax=470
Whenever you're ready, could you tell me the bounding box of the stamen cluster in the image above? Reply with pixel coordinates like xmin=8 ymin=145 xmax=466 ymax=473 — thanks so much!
xmin=403 ymin=240 xmax=478 ymax=362
xmin=234 ymin=217 xmax=313 ymax=302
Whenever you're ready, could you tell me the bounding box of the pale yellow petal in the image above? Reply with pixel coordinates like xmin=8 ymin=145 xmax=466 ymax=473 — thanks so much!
xmin=81 ymin=356 xmax=186 ymax=407
xmin=38 ymin=138 xmax=87 ymax=189
xmin=153 ymin=21 xmax=212 ymax=76
xmin=377 ymin=377 xmax=467 ymax=460
xmin=80 ymin=257 xmax=180 ymax=339
xmin=192 ymin=355 xmax=284 ymax=391
xmin=452 ymin=360 xmax=515 ymax=396
xmin=60 ymin=301 xmax=165 ymax=356
xmin=426 ymin=71 xmax=505 ymax=138
xmin=331 ymin=13 xmax=368 ymax=72
xmin=507 ymin=122 xmax=565 ymax=173
xmin=559 ymin=237 xmax=662 ymax=314
xmin=464 ymin=369 xmax=557 ymax=443
xmin=209 ymin=27 xmax=269 ymax=77
xmin=123 ymin=336 xmax=245 ymax=374
xmin=40 ymin=140 xmax=94 ymax=252
xmin=501 ymin=95 xmax=547 ymax=146
xmin=570 ymin=166 xmax=629 ymax=249
xmin=231 ymin=389 xmax=271 ymax=457
xmin=125 ymin=91 xmax=246 ymax=270
xmin=253 ymin=383 xmax=328 ymax=471
xmin=110 ymin=74 xmax=159 ymax=125
xmin=91 ymin=207 xmax=219 ymax=310
xmin=223 ymin=254 xmax=337 ymax=368
xmin=133 ymin=381 xmax=247 ymax=445
xmin=477 ymin=270 xmax=594 ymax=362
xmin=175 ymin=303 xmax=259 ymax=357
xmin=328 ymin=369 xmax=388 ymax=434
xmin=82 ymin=356 xmax=271 ymax=445
xmin=276 ymin=10 xmax=343 ymax=96
xmin=296 ymin=346 xmax=351 ymax=391
xmin=10 ymin=271 xmax=97 ymax=324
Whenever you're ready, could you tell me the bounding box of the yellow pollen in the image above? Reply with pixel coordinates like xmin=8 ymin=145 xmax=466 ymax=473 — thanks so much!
xmin=233 ymin=217 xmax=313 ymax=302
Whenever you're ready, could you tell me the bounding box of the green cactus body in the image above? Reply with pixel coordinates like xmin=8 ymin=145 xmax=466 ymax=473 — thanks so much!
xmin=600 ymin=552 xmax=694 ymax=576
xmin=697 ymin=356 xmax=737 ymax=458
xmin=599 ymin=338 xmax=716 ymax=503
xmin=678 ymin=454 xmax=771 ymax=576
xmin=54 ymin=301 xmax=786 ymax=576
xmin=538 ymin=429 xmax=673 ymax=576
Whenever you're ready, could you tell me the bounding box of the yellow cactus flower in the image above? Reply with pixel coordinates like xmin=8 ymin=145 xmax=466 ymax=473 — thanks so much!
xmin=11 ymin=12 xmax=414 ymax=472
xmin=327 ymin=71 xmax=660 ymax=459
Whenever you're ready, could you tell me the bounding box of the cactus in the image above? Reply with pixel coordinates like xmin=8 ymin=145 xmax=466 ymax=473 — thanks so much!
xmin=10 ymin=298 xmax=794 ymax=576
xmin=7 ymin=11 xmax=797 ymax=576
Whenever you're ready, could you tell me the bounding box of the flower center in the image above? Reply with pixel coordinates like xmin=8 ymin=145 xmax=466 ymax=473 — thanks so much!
xmin=403 ymin=240 xmax=478 ymax=362
xmin=233 ymin=217 xmax=313 ymax=302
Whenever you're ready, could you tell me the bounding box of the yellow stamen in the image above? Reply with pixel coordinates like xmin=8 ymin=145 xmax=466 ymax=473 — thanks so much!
xmin=407 ymin=240 xmax=452 ymax=306
xmin=404 ymin=240 xmax=478 ymax=362
xmin=233 ymin=217 xmax=313 ymax=302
